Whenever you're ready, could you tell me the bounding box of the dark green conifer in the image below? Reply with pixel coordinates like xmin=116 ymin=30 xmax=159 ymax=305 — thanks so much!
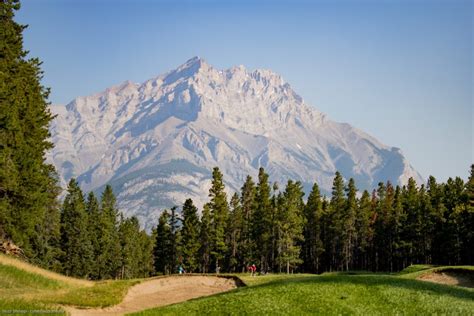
xmin=328 ymin=171 xmax=345 ymax=270
xmin=154 ymin=210 xmax=172 ymax=274
xmin=239 ymin=175 xmax=256 ymax=270
xmin=276 ymin=180 xmax=305 ymax=273
xmin=227 ymin=193 xmax=242 ymax=272
xmin=199 ymin=203 xmax=212 ymax=273
xmin=0 ymin=0 xmax=60 ymax=264
xmin=342 ymin=178 xmax=357 ymax=271
xmin=85 ymin=192 xmax=101 ymax=279
xmin=303 ymin=183 xmax=324 ymax=273
xmin=60 ymin=179 xmax=92 ymax=277
xmin=180 ymin=199 xmax=200 ymax=272
xmin=253 ymin=167 xmax=272 ymax=272
xmin=208 ymin=167 xmax=229 ymax=272
xmin=97 ymin=185 xmax=121 ymax=279
xmin=354 ymin=190 xmax=372 ymax=270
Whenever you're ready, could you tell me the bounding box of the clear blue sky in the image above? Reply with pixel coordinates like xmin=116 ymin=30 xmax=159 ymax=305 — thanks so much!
xmin=17 ymin=0 xmax=472 ymax=182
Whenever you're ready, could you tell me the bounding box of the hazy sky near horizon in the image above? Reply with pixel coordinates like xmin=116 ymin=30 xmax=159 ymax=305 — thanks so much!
xmin=17 ymin=0 xmax=472 ymax=182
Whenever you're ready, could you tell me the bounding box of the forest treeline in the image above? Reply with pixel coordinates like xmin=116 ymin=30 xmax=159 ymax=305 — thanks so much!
xmin=154 ymin=166 xmax=474 ymax=275
xmin=4 ymin=163 xmax=474 ymax=279
xmin=1 ymin=0 xmax=473 ymax=279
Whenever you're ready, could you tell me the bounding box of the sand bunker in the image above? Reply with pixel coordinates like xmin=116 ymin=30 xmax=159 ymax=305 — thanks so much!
xmin=418 ymin=269 xmax=474 ymax=288
xmin=64 ymin=275 xmax=240 ymax=315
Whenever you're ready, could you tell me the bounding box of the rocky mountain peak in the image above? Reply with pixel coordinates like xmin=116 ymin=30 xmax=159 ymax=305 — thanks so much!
xmin=48 ymin=57 xmax=423 ymax=230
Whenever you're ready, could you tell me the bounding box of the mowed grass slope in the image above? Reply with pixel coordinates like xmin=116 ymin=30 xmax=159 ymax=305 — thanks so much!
xmin=0 ymin=254 xmax=138 ymax=313
xmin=133 ymin=269 xmax=474 ymax=316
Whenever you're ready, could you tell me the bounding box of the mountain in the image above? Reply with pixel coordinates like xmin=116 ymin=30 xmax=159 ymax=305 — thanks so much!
xmin=48 ymin=57 xmax=423 ymax=230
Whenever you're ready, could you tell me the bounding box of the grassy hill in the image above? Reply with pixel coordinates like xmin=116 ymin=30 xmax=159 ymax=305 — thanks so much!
xmin=0 ymin=254 xmax=138 ymax=313
xmin=1 ymin=254 xmax=473 ymax=315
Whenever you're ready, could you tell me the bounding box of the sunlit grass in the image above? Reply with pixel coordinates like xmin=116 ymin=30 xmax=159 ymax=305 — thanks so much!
xmin=133 ymin=272 xmax=474 ymax=315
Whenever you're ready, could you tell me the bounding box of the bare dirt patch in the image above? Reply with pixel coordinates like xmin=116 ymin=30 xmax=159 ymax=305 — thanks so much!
xmin=418 ymin=269 xmax=474 ymax=288
xmin=64 ymin=275 xmax=240 ymax=316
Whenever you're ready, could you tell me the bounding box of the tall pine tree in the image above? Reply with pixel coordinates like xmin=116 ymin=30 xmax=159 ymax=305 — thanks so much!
xmin=239 ymin=175 xmax=256 ymax=270
xmin=60 ymin=179 xmax=92 ymax=277
xmin=0 ymin=0 xmax=60 ymax=264
xmin=253 ymin=167 xmax=272 ymax=272
xmin=85 ymin=192 xmax=101 ymax=279
xmin=180 ymin=199 xmax=200 ymax=272
xmin=227 ymin=193 xmax=242 ymax=272
xmin=154 ymin=210 xmax=172 ymax=274
xmin=97 ymin=185 xmax=121 ymax=279
xmin=208 ymin=167 xmax=229 ymax=272
xmin=199 ymin=203 xmax=212 ymax=273
xmin=303 ymin=183 xmax=324 ymax=273
xmin=276 ymin=180 xmax=304 ymax=273
xmin=328 ymin=171 xmax=345 ymax=270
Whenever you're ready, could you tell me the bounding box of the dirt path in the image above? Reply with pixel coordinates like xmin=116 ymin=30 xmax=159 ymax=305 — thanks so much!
xmin=418 ymin=270 xmax=474 ymax=288
xmin=0 ymin=254 xmax=93 ymax=287
xmin=64 ymin=276 xmax=239 ymax=315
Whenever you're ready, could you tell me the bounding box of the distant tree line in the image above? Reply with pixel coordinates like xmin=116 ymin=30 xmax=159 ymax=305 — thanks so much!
xmin=154 ymin=166 xmax=474 ymax=275
xmin=5 ymin=158 xmax=473 ymax=279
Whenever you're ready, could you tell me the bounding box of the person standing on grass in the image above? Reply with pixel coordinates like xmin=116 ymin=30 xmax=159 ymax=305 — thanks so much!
xmin=251 ymin=264 xmax=257 ymax=277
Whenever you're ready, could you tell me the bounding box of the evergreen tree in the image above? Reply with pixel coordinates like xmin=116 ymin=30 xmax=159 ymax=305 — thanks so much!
xmin=239 ymin=175 xmax=256 ymax=270
xmin=137 ymin=229 xmax=154 ymax=277
xmin=391 ymin=186 xmax=405 ymax=271
xmin=328 ymin=171 xmax=345 ymax=270
xmin=440 ymin=177 xmax=465 ymax=264
xmin=373 ymin=182 xmax=388 ymax=271
xmin=269 ymin=182 xmax=280 ymax=272
xmin=180 ymin=199 xmax=200 ymax=272
xmin=31 ymin=169 xmax=61 ymax=270
xmin=276 ymin=180 xmax=305 ymax=273
xmin=85 ymin=192 xmax=101 ymax=279
xmin=169 ymin=206 xmax=180 ymax=274
xmin=199 ymin=203 xmax=212 ymax=273
xmin=419 ymin=184 xmax=435 ymax=264
xmin=60 ymin=179 xmax=92 ymax=277
xmin=253 ymin=167 xmax=273 ymax=272
xmin=227 ymin=193 xmax=242 ymax=272
xmin=0 ymin=0 xmax=60 ymax=264
xmin=208 ymin=167 xmax=229 ymax=273
xmin=400 ymin=178 xmax=422 ymax=266
xmin=354 ymin=190 xmax=371 ymax=270
xmin=154 ymin=210 xmax=172 ymax=274
xmin=118 ymin=216 xmax=139 ymax=278
xmin=342 ymin=178 xmax=357 ymax=271
xmin=97 ymin=185 xmax=122 ymax=279
xmin=427 ymin=176 xmax=446 ymax=264
xmin=302 ymin=183 xmax=324 ymax=273
xmin=460 ymin=166 xmax=474 ymax=264
xmin=118 ymin=216 xmax=153 ymax=279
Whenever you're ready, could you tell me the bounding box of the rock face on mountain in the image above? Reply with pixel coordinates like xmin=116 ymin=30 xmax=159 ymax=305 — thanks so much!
xmin=48 ymin=57 xmax=423 ymax=230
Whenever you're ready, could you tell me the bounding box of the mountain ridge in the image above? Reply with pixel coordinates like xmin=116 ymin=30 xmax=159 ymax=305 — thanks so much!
xmin=48 ymin=57 xmax=423 ymax=230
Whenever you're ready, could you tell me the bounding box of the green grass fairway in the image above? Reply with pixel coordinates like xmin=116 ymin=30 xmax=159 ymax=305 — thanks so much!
xmin=132 ymin=269 xmax=474 ymax=315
